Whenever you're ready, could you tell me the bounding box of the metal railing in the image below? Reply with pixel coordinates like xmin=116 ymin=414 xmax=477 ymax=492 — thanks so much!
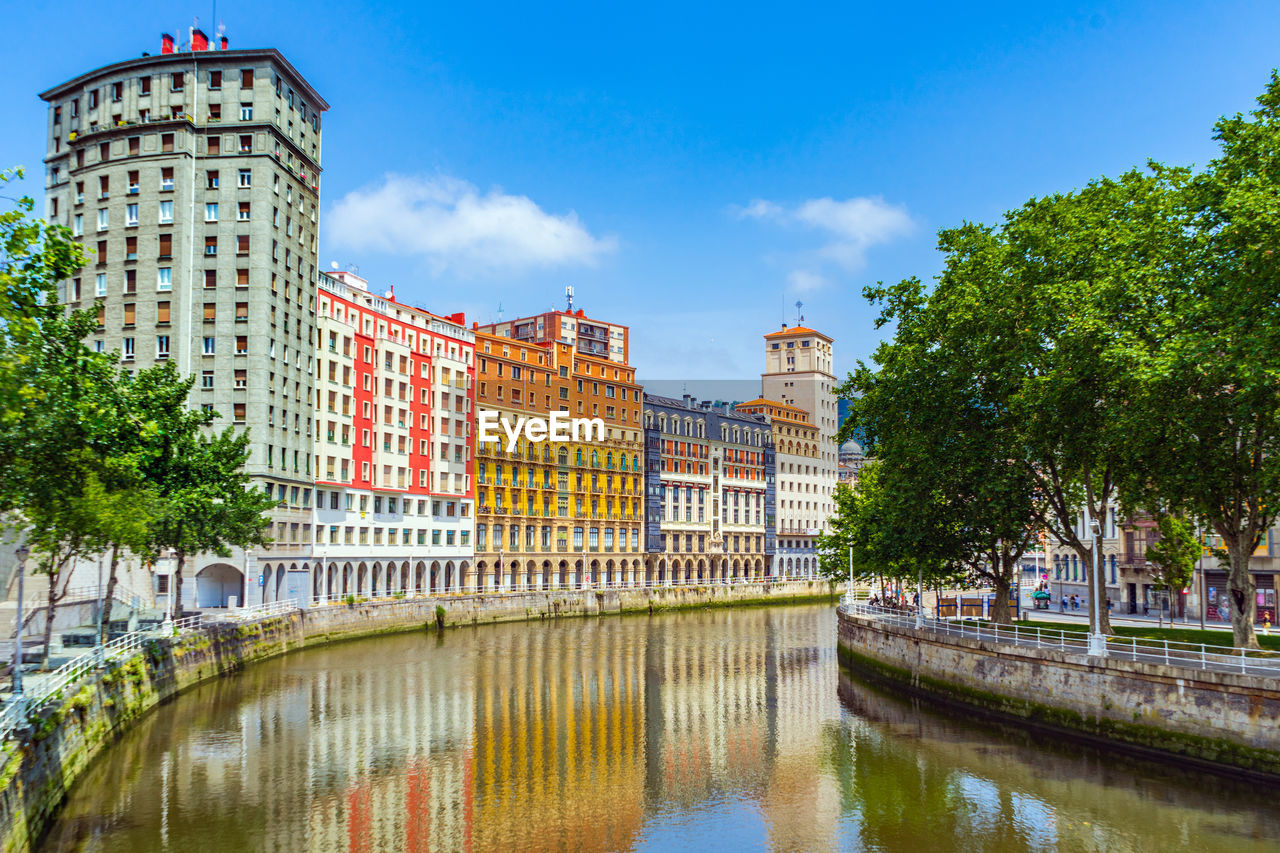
xmin=221 ymin=599 xmax=299 ymax=622
xmin=25 ymin=583 xmax=148 ymax=611
xmin=841 ymin=602 xmax=1280 ymax=677
xmin=0 ymin=613 xmax=205 ymax=743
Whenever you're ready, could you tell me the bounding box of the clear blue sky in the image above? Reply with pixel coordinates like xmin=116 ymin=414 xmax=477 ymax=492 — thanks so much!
xmin=5 ymin=1 xmax=1280 ymax=381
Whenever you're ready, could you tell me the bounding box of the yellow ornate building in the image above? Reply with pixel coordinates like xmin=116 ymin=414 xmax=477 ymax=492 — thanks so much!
xmin=472 ymin=327 xmax=644 ymax=589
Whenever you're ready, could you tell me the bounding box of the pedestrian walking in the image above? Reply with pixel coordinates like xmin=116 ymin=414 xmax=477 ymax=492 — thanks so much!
xmin=1060 ymin=595 xmax=1066 ymax=613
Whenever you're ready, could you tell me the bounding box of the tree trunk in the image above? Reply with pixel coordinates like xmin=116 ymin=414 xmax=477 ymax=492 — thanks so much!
xmin=40 ymin=567 xmax=65 ymax=670
xmin=173 ymin=551 xmax=187 ymax=619
xmin=99 ymin=544 xmax=121 ymax=644
xmin=1227 ymin=538 xmax=1259 ymax=650
xmin=988 ymin=563 xmax=1008 ymax=625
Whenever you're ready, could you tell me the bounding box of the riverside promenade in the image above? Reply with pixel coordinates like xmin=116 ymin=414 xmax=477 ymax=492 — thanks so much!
xmin=837 ymin=601 xmax=1280 ymax=779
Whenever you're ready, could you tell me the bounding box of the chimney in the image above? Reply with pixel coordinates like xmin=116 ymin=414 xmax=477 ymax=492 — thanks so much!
xmin=191 ymin=28 xmax=209 ymax=51
xmin=683 ymin=394 xmax=693 ymax=407
xmin=220 ymin=35 xmax=229 ymax=50
xmin=161 ymin=33 xmax=175 ymax=54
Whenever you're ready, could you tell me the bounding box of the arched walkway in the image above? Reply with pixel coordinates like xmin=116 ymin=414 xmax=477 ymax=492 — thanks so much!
xmin=195 ymin=563 xmax=244 ymax=608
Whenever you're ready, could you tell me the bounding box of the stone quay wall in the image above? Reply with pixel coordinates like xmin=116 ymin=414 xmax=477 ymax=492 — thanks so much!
xmin=837 ymin=606 xmax=1280 ymax=779
xmin=0 ymin=580 xmax=836 ymax=852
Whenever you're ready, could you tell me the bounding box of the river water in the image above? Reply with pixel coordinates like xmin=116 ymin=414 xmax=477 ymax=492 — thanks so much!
xmin=40 ymin=605 xmax=1280 ymax=852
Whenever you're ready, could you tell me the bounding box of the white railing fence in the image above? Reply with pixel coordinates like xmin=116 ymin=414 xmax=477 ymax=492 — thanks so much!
xmin=224 ymin=599 xmax=299 ymax=622
xmin=0 ymin=614 xmax=205 ymax=743
xmin=842 ymin=602 xmax=1280 ymax=677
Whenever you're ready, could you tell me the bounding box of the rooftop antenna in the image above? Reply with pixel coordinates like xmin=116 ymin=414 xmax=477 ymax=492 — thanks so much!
xmin=565 ymin=285 xmax=575 ymax=312
xmin=795 ymin=300 xmax=804 ymax=325
xmin=497 ymin=301 xmax=504 ymax=323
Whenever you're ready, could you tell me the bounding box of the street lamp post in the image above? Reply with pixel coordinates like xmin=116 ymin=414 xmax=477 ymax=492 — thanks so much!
xmin=12 ymin=544 xmax=30 ymax=698
xmin=165 ymin=548 xmax=177 ymax=626
xmin=95 ymin=552 xmax=105 ymax=664
xmin=1087 ymin=513 xmax=1107 ymax=657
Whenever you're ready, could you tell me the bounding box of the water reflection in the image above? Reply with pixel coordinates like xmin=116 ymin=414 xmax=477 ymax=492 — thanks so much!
xmin=42 ymin=607 xmax=1280 ymax=852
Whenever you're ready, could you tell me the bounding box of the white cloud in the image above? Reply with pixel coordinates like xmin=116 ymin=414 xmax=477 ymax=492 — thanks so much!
xmin=786 ymin=270 xmax=828 ymax=293
xmin=738 ymin=194 xmax=914 ymax=272
xmin=327 ymin=174 xmax=617 ymax=273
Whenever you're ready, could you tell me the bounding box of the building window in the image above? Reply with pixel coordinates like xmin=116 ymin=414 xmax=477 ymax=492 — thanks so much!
xmin=171 ymin=72 xmax=184 ymax=92
xmin=237 ymin=201 xmax=250 ymax=221
xmin=205 ymin=202 xmax=218 ymax=222
xmin=239 ymin=134 xmax=252 ymax=153
xmin=203 ymin=337 xmax=216 ymax=355
xmin=156 ymin=335 xmax=170 ymax=359
xmin=241 ymin=68 xmax=254 ymax=88
xmin=207 ymin=135 xmax=220 ymax=155
xmin=72 ymin=214 xmax=82 ymax=237
xmin=205 ymin=236 xmax=218 ymax=256
xmin=161 ymin=134 xmax=174 ymax=154
xmin=95 ymin=274 xmax=107 ymax=297
xmin=206 ymin=170 xmax=219 ymax=189
xmin=157 ymin=301 xmax=170 ymax=324
xmin=209 ymin=69 xmax=222 ymax=90
xmin=157 ymin=268 xmax=172 ymax=291
xmin=125 ymin=204 xmax=138 ymax=227
xmin=158 ymin=201 xmax=173 ymax=224
xmin=238 ymin=168 xmax=252 ymax=188
xmin=233 ymin=403 xmax=246 ymax=423
xmin=97 ymin=209 xmax=108 ymax=231
xmin=123 ymin=337 xmax=134 ymax=360
xmin=205 ymin=269 xmax=217 ymax=288
xmin=240 ymin=105 xmax=253 ymax=121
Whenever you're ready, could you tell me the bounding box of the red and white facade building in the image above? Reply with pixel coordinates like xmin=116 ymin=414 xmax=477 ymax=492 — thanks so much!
xmin=311 ymin=270 xmax=475 ymax=601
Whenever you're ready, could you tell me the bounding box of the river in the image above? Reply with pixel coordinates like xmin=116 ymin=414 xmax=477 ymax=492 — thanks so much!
xmin=40 ymin=605 xmax=1280 ymax=852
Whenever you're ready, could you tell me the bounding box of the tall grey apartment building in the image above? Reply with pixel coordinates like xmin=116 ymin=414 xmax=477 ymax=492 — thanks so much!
xmin=39 ymin=30 xmax=327 ymax=608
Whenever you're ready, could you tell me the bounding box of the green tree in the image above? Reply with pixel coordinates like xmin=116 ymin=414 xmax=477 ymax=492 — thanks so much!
xmin=1144 ymin=515 xmax=1199 ymax=628
xmin=143 ymin=404 xmax=276 ymax=613
xmin=0 ymin=168 xmax=153 ymax=664
xmin=836 ymin=262 xmax=1042 ymax=623
xmin=1123 ymin=73 xmax=1280 ymax=648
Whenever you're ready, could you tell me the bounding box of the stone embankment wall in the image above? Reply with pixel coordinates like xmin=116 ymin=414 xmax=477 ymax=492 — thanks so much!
xmin=837 ymin=607 xmax=1280 ymax=779
xmin=0 ymin=580 xmax=835 ymax=852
